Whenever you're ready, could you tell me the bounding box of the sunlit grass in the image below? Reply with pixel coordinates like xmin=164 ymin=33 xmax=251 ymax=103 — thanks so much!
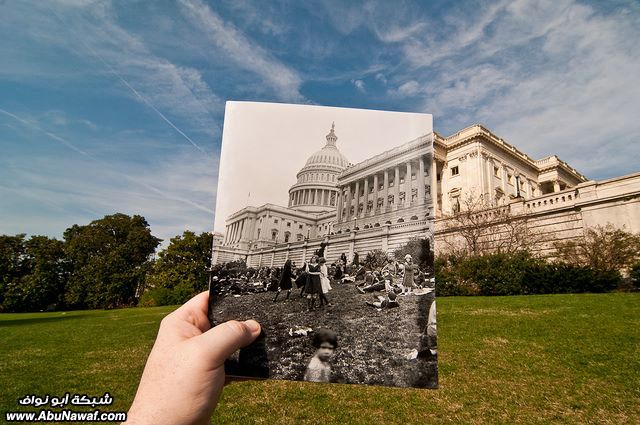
xmin=1 ymin=293 xmax=638 ymax=424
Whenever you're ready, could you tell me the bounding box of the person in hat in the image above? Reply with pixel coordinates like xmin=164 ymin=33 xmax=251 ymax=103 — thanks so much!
xmin=401 ymin=254 xmax=416 ymax=296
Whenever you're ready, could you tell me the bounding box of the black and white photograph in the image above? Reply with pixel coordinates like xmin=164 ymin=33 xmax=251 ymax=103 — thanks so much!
xmin=208 ymin=102 xmax=437 ymax=388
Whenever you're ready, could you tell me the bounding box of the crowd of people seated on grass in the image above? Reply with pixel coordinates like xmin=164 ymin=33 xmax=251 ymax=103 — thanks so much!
xmin=210 ymin=250 xmax=434 ymax=311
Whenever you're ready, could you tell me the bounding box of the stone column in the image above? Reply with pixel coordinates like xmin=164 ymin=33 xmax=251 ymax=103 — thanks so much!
xmin=418 ymin=155 xmax=426 ymax=204
xmin=373 ymin=173 xmax=379 ymax=213
xmin=354 ymin=180 xmax=360 ymax=219
xmin=238 ymin=219 xmax=245 ymax=242
xmin=232 ymin=223 xmax=238 ymax=243
xmin=315 ymin=188 xmax=319 ymax=205
xmin=337 ymin=187 xmax=343 ymax=222
xmin=345 ymin=183 xmax=352 ymax=221
xmin=553 ymin=180 xmax=561 ymax=193
xmin=486 ymin=157 xmax=494 ymax=204
xmin=406 ymin=160 xmax=412 ymax=205
xmin=363 ymin=177 xmax=369 ymax=217
xmin=501 ymin=165 xmax=507 ymax=195
xmin=394 ymin=165 xmax=400 ymax=210
xmin=383 ymin=169 xmax=389 ymax=211
xmin=431 ymin=160 xmax=438 ymax=216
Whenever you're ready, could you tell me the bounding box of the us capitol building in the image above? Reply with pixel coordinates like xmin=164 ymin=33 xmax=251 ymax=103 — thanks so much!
xmin=212 ymin=123 xmax=433 ymax=267
xmin=212 ymin=123 xmax=640 ymax=266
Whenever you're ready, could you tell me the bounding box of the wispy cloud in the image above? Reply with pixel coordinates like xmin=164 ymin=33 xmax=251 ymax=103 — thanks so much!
xmin=352 ymin=79 xmax=366 ymax=92
xmin=2 ymin=1 xmax=221 ymax=144
xmin=178 ymin=0 xmax=304 ymax=102
xmin=385 ymin=0 xmax=640 ymax=177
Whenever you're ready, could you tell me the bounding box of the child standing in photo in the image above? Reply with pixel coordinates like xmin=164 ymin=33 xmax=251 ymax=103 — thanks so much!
xmin=303 ymin=329 xmax=338 ymax=383
xmin=318 ymin=257 xmax=332 ymax=307
xmin=305 ymin=256 xmax=322 ymax=311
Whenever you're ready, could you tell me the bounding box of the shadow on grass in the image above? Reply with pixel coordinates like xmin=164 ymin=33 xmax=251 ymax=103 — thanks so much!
xmin=0 ymin=314 xmax=88 ymax=327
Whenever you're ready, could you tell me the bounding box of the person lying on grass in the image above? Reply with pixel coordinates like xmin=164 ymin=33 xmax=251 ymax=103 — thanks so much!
xmin=365 ymin=291 xmax=400 ymax=309
xmin=303 ymin=328 xmax=338 ymax=383
xmin=356 ymin=271 xmax=386 ymax=293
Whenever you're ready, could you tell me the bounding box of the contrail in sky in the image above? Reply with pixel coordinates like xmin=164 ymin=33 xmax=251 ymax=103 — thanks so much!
xmin=0 ymin=108 xmax=214 ymax=215
xmin=45 ymin=6 xmax=208 ymax=155
xmin=80 ymin=41 xmax=208 ymax=155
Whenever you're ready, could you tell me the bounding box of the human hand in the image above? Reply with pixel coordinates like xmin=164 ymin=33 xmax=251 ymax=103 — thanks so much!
xmin=125 ymin=291 xmax=261 ymax=425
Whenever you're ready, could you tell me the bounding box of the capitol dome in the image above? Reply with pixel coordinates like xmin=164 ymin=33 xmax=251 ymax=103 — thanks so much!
xmin=288 ymin=123 xmax=349 ymax=214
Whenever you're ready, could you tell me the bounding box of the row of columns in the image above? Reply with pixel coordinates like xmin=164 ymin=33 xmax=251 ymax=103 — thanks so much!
xmin=337 ymin=154 xmax=429 ymax=223
xmin=290 ymin=188 xmax=336 ymax=207
xmin=224 ymin=219 xmax=245 ymax=245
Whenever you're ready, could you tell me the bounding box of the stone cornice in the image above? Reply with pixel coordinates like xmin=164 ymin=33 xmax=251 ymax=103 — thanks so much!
xmin=441 ymin=124 xmax=588 ymax=182
xmin=338 ymin=133 xmax=433 ymax=181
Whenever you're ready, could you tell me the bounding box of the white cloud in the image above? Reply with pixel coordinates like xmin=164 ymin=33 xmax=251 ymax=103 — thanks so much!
xmin=178 ymin=0 xmax=304 ymax=102
xmin=352 ymin=79 xmax=366 ymax=92
xmin=388 ymin=0 xmax=640 ymax=178
xmin=0 ymin=1 xmax=221 ymax=142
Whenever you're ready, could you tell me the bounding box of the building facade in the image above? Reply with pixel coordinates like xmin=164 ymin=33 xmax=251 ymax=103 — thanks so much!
xmin=212 ymin=124 xmax=434 ymax=266
xmin=212 ymin=123 xmax=640 ymax=265
xmin=432 ymin=125 xmax=640 ymax=255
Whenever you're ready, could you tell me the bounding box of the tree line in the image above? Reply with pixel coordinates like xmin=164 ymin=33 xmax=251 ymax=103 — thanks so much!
xmin=0 ymin=213 xmax=212 ymax=312
xmin=2 ymin=209 xmax=638 ymax=312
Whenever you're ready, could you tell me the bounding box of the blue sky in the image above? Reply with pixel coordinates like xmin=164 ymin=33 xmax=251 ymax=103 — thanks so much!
xmin=2 ymin=0 xmax=639 ymax=246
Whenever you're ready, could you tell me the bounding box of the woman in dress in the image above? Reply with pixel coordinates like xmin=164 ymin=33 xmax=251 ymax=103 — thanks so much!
xmin=318 ymin=257 xmax=332 ymax=307
xmin=401 ymin=254 xmax=416 ymax=296
xmin=273 ymin=259 xmax=293 ymax=302
xmin=305 ymin=255 xmax=322 ymax=311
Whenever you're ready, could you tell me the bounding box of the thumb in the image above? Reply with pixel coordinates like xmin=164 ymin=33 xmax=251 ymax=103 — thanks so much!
xmin=196 ymin=319 xmax=261 ymax=366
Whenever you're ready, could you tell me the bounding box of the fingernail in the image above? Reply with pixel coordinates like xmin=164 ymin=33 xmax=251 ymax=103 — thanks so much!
xmin=244 ymin=320 xmax=260 ymax=333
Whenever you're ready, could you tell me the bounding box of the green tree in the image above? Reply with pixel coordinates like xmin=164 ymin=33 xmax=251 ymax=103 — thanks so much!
xmin=64 ymin=214 xmax=161 ymax=309
xmin=144 ymin=231 xmax=213 ymax=305
xmin=0 ymin=234 xmax=27 ymax=310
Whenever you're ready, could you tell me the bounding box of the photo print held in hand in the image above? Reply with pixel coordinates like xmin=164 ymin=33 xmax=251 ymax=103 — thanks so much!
xmin=208 ymin=102 xmax=437 ymax=388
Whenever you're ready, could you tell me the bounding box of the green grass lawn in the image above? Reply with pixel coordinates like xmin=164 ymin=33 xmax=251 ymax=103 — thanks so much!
xmin=1 ymin=293 xmax=639 ymax=424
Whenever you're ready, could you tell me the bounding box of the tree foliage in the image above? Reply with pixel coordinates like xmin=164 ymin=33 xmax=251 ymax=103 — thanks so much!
xmin=362 ymin=249 xmax=389 ymax=270
xmin=143 ymin=231 xmax=213 ymax=306
xmin=0 ymin=235 xmax=68 ymax=312
xmin=63 ymin=214 xmax=160 ymax=309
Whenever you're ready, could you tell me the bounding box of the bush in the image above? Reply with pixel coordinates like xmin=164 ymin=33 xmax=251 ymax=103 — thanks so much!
xmin=138 ymin=287 xmax=185 ymax=307
xmin=363 ymin=250 xmax=388 ymax=270
xmin=435 ymin=252 xmax=621 ymax=296
xmin=630 ymin=263 xmax=640 ymax=288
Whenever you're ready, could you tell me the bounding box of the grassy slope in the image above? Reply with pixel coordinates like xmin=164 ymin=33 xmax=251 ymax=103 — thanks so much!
xmin=213 ymin=283 xmax=436 ymax=387
xmin=1 ymin=293 xmax=638 ymax=424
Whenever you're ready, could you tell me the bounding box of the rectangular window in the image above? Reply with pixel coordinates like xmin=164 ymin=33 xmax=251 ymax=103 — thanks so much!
xmin=494 ymin=166 xmax=500 ymax=177
xmin=451 ymin=166 xmax=459 ymax=176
